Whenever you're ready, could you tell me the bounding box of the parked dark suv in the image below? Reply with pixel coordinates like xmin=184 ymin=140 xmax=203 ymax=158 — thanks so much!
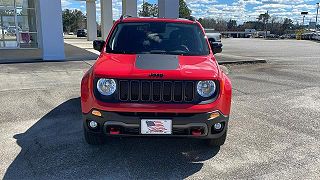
xmin=77 ymin=29 xmax=87 ymax=37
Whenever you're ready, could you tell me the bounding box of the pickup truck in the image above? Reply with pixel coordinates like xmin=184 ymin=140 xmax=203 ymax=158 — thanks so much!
xmin=205 ymin=29 xmax=223 ymax=53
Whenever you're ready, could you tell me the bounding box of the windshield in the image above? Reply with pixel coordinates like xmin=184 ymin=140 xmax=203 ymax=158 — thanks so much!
xmin=106 ymin=22 xmax=210 ymax=56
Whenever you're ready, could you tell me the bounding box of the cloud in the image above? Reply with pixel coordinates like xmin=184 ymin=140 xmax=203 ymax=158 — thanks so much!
xmin=61 ymin=0 xmax=72 ymax=9
xmin=62 ymin=0 xmax=319 ymax=24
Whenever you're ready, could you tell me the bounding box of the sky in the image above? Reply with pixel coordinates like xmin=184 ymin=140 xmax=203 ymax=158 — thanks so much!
xmin=61 ymin=0 xmax=320 ymax=24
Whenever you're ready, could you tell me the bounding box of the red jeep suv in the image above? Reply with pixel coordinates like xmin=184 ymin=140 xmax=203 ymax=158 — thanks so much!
xmin=81 ymin=16 xmax=232 ymax=147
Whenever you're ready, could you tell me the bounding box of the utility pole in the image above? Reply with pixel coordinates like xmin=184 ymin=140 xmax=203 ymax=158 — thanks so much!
xmin=265 ymin=11 xmax=269 ymax=38
xmin=316 ymin=3 xmax=319 ymax=31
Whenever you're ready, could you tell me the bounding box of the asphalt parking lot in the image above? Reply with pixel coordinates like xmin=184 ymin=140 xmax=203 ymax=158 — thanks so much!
xmin=0 ymin=39 xmax=319 ymax=179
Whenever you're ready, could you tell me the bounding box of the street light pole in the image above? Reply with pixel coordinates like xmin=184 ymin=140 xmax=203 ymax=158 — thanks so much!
xmin=301 ymin=12 xmax=309 ymax=28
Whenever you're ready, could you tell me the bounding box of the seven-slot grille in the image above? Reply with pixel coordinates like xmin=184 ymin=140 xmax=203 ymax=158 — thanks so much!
xmin=118 ymin=80 xmax=195 ymax=103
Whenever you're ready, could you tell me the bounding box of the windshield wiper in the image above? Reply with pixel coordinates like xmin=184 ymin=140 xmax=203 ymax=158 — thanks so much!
xmin=107 ymin=50 xmax=136 ymax=54
xmin=167 ymin=50 xmax=188 ymax=56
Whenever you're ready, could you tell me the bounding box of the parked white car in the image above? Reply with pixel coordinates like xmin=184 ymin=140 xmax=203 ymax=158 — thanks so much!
xmin=0 ymin=28 xmax=8 ymax=36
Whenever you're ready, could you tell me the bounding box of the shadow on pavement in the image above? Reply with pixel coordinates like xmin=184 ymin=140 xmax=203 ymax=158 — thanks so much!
xmin=64 ymin=43 xmax=98 ymax=61
xmin=4 ymin=98 xmax=219 ymax=179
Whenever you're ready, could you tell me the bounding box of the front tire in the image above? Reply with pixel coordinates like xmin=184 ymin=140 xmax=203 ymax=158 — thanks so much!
xmin=84 ymin=127 xmax=105 ymax=145
xmin=206 ymin=131 xmax=227 ymax=147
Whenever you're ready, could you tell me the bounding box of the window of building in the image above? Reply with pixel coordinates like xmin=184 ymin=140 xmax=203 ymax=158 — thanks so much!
xmin=0 ymin=0 xmax=38 ymax=48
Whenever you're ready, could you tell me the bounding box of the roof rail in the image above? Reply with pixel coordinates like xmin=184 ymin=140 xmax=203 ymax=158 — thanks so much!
xmin=178 ymin=16 xmax=197 ymax=22
xmin=188 ymin=16 xmax=196 ymax=21
xmin=120 ymin=15 xmax=132 ymax=21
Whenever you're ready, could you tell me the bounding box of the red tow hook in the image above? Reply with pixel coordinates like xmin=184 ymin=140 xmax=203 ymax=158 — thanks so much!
xmin=191 ymin=129 xmax=203 ymax=136
xmin=110 ymin=128 xmax=120 ymax=135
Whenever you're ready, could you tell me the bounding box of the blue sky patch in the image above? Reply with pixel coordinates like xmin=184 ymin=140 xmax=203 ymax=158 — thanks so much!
xmin=61 ymin=0 xmax=320 ymax=24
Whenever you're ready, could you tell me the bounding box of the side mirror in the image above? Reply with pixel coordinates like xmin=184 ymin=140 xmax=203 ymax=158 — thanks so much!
xmin=93 ymin=40 xmax=105 ymax=52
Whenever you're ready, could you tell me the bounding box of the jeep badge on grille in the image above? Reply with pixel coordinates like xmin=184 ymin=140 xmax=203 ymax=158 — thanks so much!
xmin=149 ymin=73 xmax=164 ymax=78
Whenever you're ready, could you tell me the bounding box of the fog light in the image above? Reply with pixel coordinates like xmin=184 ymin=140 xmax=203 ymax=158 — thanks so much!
xmin=89 ymin=121 xmax=98 ymax=128
xmin=214 ymin=123 xmax=222 ymax=130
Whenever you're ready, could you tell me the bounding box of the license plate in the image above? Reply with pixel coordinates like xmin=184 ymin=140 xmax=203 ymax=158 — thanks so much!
xmin=141 ymin=119 xmax=172 ymax=135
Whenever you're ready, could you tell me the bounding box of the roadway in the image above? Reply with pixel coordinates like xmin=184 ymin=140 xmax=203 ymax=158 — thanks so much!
xmin=0 ymin=38 xmax=319 ymax=179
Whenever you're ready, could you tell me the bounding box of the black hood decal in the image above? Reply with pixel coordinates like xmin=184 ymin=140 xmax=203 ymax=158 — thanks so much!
xmin=135 ymin=54 xmax=179 ymax=70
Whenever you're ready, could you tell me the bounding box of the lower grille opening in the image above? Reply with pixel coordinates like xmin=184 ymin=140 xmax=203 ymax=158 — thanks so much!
xmin=124 ymin=127 xmax=140 ymax=134
xmin=173 ymin=128 xmax=189 ymax=135
xmin=106 ymin=127 xmax=197 ymax=136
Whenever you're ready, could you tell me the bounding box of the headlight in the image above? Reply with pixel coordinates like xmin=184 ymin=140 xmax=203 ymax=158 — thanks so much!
xmin=97 ymin=78 xmax=117 ymax=96
xmin=197 ymin=80 xmax=216 ymax=97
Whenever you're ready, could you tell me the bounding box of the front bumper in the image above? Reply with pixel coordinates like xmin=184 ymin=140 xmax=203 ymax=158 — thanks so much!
xmin=213 ymin=42 xmax=223 ymax=48
xmin=83 ymin=110 xmax=229 ymax=139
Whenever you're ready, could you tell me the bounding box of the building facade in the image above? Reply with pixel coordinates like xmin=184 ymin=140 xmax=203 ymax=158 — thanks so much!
xmin=0 ymin=0 xmax=179 ymax=61
xmin=0 ymin=0 xmax=38 ymax=49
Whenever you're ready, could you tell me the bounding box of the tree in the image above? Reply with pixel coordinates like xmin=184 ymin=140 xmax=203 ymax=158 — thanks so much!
xmin=227 ymin=19 xmax=237 ymax=31
xmin=62 ymin=9 xmax=72 ymax=32
xmin=138 ymin=0 xmax=191 ymax=18
xmin=215 ymin=18 xmax=228 ymax=31
xmin=198 ymin=15 xmax=297 ymax=36
xmin=198 ymin=18 xmax=217 ymax=28
xmin=179 ymin=0 xmax=191 ymax=18
xmin=138 ymin=2 xmax=158 ymax=17
xmin=258 ymin=13 xmax=270 ymax=24
xmin=62 ymin=9 xmax=86 ymax=33
xmin=281 ymin=18 xmax=293 ymax=34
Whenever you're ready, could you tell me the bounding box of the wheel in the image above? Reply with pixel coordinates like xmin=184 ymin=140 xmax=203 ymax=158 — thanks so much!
xmin=84 ymin=127 xmax=105 ymax=145
xmin=213 ymin=47 xmax=222 ymax=53
xmin=206 ymin=131 xmax=227 ymax=147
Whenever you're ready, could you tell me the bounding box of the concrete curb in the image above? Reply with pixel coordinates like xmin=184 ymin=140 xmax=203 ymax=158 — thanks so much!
xmin=0 ymin=58 xmax=96 ymax=65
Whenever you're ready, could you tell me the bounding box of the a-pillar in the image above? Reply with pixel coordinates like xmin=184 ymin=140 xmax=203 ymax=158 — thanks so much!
xmin=122 ymin=0 xmax=137 ymax=17
xmin=100 ymin=0 xmax=113 ymax=40
xmin=86 ymin=0 xmax=97 ymax=41
xmin=158 ymin=0 xmax=179 ymax=18
xmin=37 ymin=0 xmax=65 ymax=60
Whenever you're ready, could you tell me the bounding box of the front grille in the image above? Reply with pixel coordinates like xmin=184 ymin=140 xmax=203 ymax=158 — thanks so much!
xmin=118 ymin=80 xmax=195 ymax=103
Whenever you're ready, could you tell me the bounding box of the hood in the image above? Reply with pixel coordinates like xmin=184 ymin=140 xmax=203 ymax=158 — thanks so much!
xmin=93 ymin=53 xmax=220 ymax=80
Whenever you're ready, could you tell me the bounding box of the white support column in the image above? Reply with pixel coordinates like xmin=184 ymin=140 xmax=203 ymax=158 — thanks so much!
xmin=86 ymin=0 xmax=97 ymax=41
xmin=158 ymin=0 xmax=179 ymax=18
xmin=101 ymin=0 xmax=113 ymax=40
xmin=122 ymin=0 xmax=137 ymax=17
xmin=37 ymin=0 xmax=65 ymax=60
